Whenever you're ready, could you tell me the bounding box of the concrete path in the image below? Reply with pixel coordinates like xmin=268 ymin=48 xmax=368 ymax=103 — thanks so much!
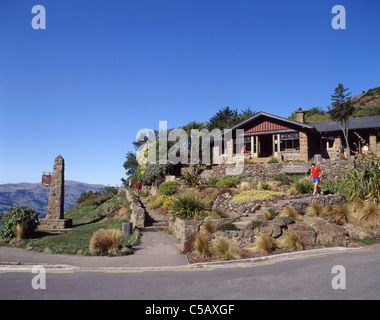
xmin=0 ymin=231 xmax=187 ymax=270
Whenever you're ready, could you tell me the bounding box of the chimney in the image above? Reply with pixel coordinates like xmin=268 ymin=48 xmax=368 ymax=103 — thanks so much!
xmin=295 ymin=108 xmax=305 ymax=123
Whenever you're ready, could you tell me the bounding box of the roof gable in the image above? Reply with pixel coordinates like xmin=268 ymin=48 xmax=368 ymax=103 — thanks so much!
xmin=227 ymin=111 xmax=315 ymax=133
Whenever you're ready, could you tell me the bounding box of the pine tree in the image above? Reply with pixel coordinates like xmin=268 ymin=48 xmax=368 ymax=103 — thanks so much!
xmin=328 ymin=84 xmax=354 ymax=159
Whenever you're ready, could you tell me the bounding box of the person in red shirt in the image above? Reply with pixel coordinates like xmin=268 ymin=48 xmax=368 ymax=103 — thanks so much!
xmin=135 ymin=180 xmax=142 ymax=196
xmin=309 ymin=163 xmax=324 ymax=196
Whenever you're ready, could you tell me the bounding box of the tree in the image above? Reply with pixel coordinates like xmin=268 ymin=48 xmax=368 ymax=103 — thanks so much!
xmin=206 ymin=106 xmax=256 ymax=130
xmin=123 ymin=151 xmax=139 ymax=177
xmin=328 ymin=84 xmax=355 ymax=159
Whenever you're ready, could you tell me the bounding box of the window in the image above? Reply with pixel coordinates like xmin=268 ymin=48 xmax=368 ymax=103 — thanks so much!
xmin=322 ymin=136 xmax=335 ymax=149
xmin=280 ymin=133 xmax=300 ymax=151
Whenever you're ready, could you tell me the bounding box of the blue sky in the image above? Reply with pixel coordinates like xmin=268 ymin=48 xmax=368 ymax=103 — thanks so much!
xmin=0 ymin=0 xmax=379 ymax=186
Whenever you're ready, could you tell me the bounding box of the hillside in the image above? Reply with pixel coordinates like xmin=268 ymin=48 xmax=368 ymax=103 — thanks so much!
xmin=351 ymin=86 xmax=380 ymax=117
xmin=288 ymin=85 xmax=380 ymax=122
xmin=0 ymin=180 xmax=104 ymax=217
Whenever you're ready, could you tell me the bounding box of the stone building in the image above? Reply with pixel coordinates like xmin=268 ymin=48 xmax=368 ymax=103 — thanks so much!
xmin=212 ymin=110 xmax=380 ymax=163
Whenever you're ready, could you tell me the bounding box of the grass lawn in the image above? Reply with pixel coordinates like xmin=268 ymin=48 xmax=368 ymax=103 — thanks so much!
xmin=1 ymin=192 xmax=137 ymax=256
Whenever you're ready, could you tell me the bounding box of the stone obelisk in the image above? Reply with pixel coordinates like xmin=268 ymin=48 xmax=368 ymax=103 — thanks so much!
xmin=39 ymin=155 xmax=72 ymax=229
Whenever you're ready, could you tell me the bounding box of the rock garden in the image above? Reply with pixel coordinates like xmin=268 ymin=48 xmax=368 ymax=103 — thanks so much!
xmin=142 ymin=157 xmax=380 ymax=263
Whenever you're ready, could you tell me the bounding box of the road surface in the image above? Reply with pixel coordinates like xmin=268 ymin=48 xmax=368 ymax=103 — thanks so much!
xmin=1 ymin=244 xmax=379 ymax=300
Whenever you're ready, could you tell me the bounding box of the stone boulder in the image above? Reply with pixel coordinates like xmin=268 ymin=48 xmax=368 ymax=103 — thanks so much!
xmin=302 ymin=216 xmax=348 ymax=247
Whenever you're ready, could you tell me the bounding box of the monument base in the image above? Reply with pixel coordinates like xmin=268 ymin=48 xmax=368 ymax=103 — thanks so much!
xmin=39 ymin=218 xmax=73 ymax=230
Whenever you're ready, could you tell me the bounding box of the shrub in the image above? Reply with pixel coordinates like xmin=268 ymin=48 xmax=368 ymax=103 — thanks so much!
xmin=0 ymin=205 xmax=39 ymax=238
xmin=294 ymin=177 xmax=314 ymax=194
xmin=213 ymin=238 xmax=240 ymax=261
xmin=194 ymin=233 xmax=212 ymax=258
xmin=272 ymin=174 xmax=293 ymax=186
xmin=320 ymin=181 xmax=341 ymax=194
xmin=346 ymin=155 xmax=380 ymax=201
xmin=208 ymin=177 xmax=219 ymax=185
xmin=181 ymin=165 xmax=203 ymax=187
xmin=171 ymin=193 xmax=207 ymax=220
xmin=158 ymin=181 xmax=179 ymax=196
xmin=143 ymin=163 xmax=175 ymax=185
xmin=89 ymin=229 xmax=122 ymax=255
xmin=337 ymin=179 xmax=355 ymax=201
xmin=250 ymin=220 xmax=263 ymax=229
xmin=216 ymin=177 xmax=240 ymax=188
xmin=266 ymin=156 xmax=279 ymax=163
xmin=216 ymin=222 xmax=238 ymax=231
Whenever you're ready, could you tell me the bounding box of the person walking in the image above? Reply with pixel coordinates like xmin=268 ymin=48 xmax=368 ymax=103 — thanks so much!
xmin=135 ymin=180 xmax=142 ymax=196
xmin=310 ymin=163 xmax=324 ymax=196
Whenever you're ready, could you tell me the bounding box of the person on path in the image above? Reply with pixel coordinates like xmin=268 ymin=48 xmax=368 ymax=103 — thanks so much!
xmin=128 ymin=179 xmax=132 ymax=189
xmin=135 ymin=180 xmax=142 ymax=196
xmin=309 ymin=163 xmax=324 ymax=196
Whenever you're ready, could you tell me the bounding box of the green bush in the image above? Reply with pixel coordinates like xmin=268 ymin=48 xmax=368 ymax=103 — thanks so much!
xmin=143 ymin=163 xmax=174 ymax=185
xmin=158 ymin=181 xmax=179 ymax=196
xmin=0 ymin=205 xmax=40 ymax=238
xmin=294 ymin=177 xmax=314 ymax=194
xmin=216 ymin=176 xmax=240 ymax=188
xmin=181 ymin=165 xmax=203 ymax=187
xmin=208 ymin=177 xmax=219 ymax=185
xmin=216 ymin=221 xmax=238 ymax=231
xmin=347 ymin=155 xmax=380 ymax=201
xmin=321 ymin=181 xmax=341 ymax=194
xmin=171 ymin=193 xmax=207 ymax=220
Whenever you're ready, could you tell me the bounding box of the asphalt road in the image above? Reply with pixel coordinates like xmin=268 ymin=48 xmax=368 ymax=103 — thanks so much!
xmin=1 ymin=244 xmax=379 ymax=300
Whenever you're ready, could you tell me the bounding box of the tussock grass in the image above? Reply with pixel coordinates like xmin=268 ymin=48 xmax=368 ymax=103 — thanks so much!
xmin=279 ymin=205 xmax=299 ymax=219
xmin=15 ymin=223 xmax=24 ymax=240
xmin=247 ymin=234 xmax=277 ymax=254
xmin=213 ymin=238 xmax=240 ymax=261
xmin=278 ymin=230 xmax=303 ymax=251
xmin=89 ymin=228 xmax=122 ymax=255
xmin=306 ymin=203 xmax=324 ymax=217
xmin=201 ymin=221 xmax=216 ymax=235
xmin=355 ymin=201 xmax=380 ymax=228
xmin=194 ymin=233 xmax=212 ymax=258
xmin=286 ymin=185 xmax=298 ymax=196
xmin=329 ymin=205 xmax=351 ymax=224
xmin=323 ymin=204 xmax=335 ymax=216
xmin=349 ymin=198 xmax=364 ymax=213
xmin=238 ymin=182 xmax=251 ymax=192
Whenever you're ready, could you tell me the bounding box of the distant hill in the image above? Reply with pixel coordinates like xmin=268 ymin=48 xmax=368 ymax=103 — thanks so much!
xmin=0 ymin=180 xmax=105 ymax=218
xmin=288 ymin=86 xmax=380 ymax=122
xmin=351 ymin=86 xmax=380 ymax=117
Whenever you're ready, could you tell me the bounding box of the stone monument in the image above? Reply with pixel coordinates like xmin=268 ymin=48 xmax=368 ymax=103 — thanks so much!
xmin=39 ymin=155 xmax=72 ymax=229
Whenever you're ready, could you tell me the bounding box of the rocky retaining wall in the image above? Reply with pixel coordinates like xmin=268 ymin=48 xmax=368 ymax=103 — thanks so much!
xmin=169 ymin=193 xmax=348 ymax=252
xmin=126 ymin=189 xmax=145 ymax=229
